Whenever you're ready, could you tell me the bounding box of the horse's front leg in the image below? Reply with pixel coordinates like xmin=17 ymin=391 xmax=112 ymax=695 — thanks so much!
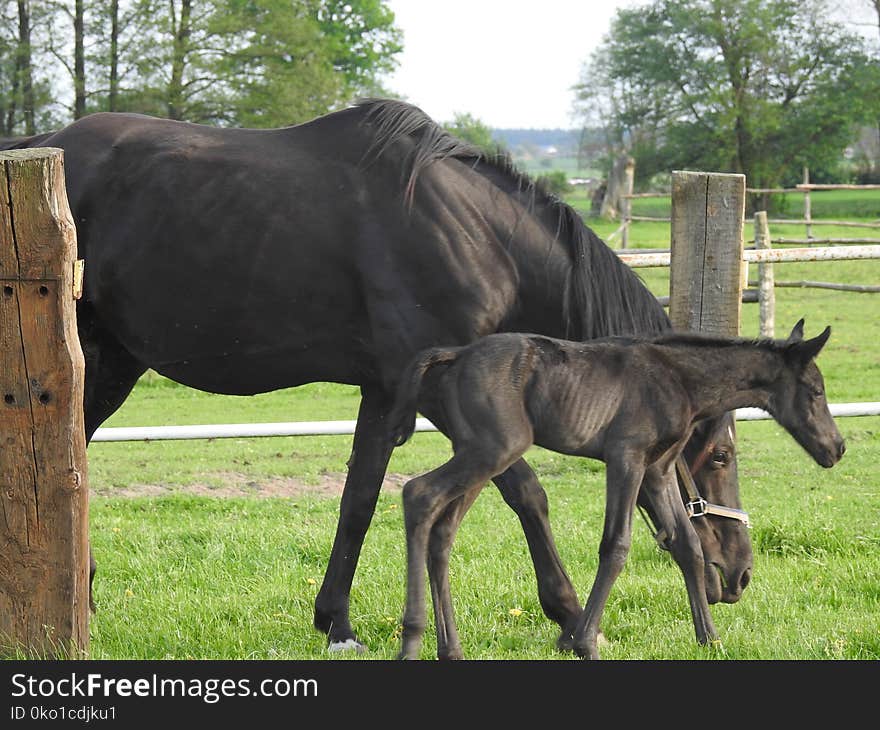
xmin=572 ymin=455 xmax=644 ymax=660
xmin=315 ymin=386 xmax=394 ymax=651
xmin=492 ymin=459 xmax=582 ymax=646
xmin=641 ymin=464 xmax=719 ymax=647
xmin=80 ymin=308 xmax=147 ymax=613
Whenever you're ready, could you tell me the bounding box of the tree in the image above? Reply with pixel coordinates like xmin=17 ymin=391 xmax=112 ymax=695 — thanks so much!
xmin=575 ymin=0 xmax=880 ymax=206
xmin=314 ymin=0 xmax=402 ymax=96
xmin=4 ymin=0 xmax=401 ymax=130
xmin=1 ymin=0 xmax=56 ymax=134
xmin=444 ymin=112 xmax=497 ymax=152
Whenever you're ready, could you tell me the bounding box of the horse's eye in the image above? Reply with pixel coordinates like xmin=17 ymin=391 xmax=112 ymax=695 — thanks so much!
xmin=711 ymin=450 xmax=729 ymax=467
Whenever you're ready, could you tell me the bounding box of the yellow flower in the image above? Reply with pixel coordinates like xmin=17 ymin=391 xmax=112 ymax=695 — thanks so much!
xmin=306 ymin=577 xmax=317 ymax=586
xmin=508 ymin=607 xmax=524 ymax=617
xmin=124 ymin=589 xmax=134 ymax=597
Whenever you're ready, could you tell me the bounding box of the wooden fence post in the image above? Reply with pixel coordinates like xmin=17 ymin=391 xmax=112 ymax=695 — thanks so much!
xmin=669 ymin=170 xmax=746 ymax=336
xmin=0 ymin=148 xmax=88 ymax=657
xmin=803 ymin=166 xmax=812 ymax=242
xmin=754 ymin=211 xmax=775 ymax=338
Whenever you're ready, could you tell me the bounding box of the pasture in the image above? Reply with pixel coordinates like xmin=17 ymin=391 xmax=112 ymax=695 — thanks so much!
xmin=82 ymin=198 xmax=879 ymax=660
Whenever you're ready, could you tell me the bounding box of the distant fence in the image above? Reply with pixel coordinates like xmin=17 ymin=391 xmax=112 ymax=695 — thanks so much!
xmin=611 ymin=168 xmax=880 ymax=251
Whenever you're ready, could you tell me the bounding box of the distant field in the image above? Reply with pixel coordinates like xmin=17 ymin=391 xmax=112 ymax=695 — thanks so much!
xmin=80 ymin=187 xmax=880 ymax=660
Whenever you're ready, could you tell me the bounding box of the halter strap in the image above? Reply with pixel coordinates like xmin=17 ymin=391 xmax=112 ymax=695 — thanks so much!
xmin=639 ymin=425 xmax=752 ymax=550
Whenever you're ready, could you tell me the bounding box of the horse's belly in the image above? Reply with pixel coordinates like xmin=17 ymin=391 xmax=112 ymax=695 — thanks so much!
xmin=151 ymin=342 xmax=365 ymax=395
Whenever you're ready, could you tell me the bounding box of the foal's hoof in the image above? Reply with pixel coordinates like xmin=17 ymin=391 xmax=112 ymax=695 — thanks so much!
xmin=327 ymin=638 xmax=367 ymax=654
xmin=556 ymin=631 xmax=575 ymax=653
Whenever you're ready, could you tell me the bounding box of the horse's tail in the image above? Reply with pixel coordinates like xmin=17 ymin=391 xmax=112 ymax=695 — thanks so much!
xmin=388 ymin=347 xmax=460 ymax=447
xmin=0 ymin=132 xmax=55 ymax=150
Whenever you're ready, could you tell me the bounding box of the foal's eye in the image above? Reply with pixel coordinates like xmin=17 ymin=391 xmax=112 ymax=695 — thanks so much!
xmin=711 ymin=450 xmax=730 ymax=467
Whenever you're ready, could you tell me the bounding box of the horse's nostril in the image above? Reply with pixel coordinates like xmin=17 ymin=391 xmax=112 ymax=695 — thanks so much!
xmin=739 ymin=568 xmax=751 ymax=591
xmin=838 ymin=441 xmax=846 ymax=459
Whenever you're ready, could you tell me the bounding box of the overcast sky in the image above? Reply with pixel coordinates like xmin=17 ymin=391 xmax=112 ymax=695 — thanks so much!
xmin=381 ymin=0 xmax=879 ymax=130
xmin=381 ymin=1 xmax=644 ymax=130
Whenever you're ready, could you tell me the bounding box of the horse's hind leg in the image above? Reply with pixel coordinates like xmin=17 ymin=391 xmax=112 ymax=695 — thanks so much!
xmin=315 ymin=386 xmax=395 ymax=651
xmin=640 ymin=465 xmax=719 ymax=647
xmin=493 ymin=460 xmax=582 ymax=644
xmin=427 ymin=487 xmax=482 ymax=660
xmin=79 ymin=308 xmax=147 ymax=610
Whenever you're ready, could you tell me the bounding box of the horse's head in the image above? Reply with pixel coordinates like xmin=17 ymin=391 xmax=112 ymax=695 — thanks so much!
xmin=679 ymin=412 xmax=753 ymax=604
xmin=768 ymin=320 xmax=846 ymax=469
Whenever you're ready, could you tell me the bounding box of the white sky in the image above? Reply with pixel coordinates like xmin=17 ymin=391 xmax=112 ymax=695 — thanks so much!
xmin=382 ymin=0 xmax=879 ymax=130
xmin=382 ymin=1 xmax=645 ymax=129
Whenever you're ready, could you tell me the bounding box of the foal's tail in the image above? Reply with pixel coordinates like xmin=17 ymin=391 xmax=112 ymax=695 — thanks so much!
xmin=388 ymin=347 xmax=460 ymax=447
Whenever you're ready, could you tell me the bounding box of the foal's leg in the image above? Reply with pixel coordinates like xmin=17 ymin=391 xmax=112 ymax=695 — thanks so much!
xmin=427 ymin=488 xmax=482 ymax=660
xmin=399 ymin=453 xmax=510 ymax=660
xmin=572 ymin=455 xmax=645 ymax=660
xmin=493 ymin=460 xmax=582 ymax=642
xmin=315 ymin=386 xmax=394 ymax=650
xmin=419 ymin=402 xmax=581 ymax=646
xmin=641 ymin=465 xmax=719 ymax=647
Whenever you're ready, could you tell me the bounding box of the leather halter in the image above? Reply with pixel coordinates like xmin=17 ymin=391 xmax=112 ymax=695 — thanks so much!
xmin=640 ymin=418 xmax=751 ymax=551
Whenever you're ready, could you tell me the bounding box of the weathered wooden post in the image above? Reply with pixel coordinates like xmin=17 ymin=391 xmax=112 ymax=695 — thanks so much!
xmin=754 ymin=211 xmax=775 ymax=338
xmin=0 ymin=148 xmax=88 ymax=657
xmin=669 ymin=171 xmax=746 ymax=336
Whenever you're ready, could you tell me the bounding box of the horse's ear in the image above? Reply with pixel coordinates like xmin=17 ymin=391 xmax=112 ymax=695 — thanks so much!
xmin=785 ymin=318 xmax=806 ymax=344
xmin=788 ymin=325 xmax=831 ymax=364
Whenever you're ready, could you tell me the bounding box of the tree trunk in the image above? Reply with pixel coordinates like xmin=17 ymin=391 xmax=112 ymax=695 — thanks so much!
xmin=109 ymin=0 xmax=119 ymax=111
xmin=73 ymin=0 xmax=86 ymax=119
xmin=15 ymin=0 xmax=35 ymax=134
xmin=599 ymin=155 xmax=634 ymax=219
xmin=167 ymin=0 xmax=192 ymax=120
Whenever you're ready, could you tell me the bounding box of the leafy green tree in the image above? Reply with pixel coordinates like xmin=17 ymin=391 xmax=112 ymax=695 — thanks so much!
xmin=1 ymin=0 xmax=59 ymax=134
xmin=314 ymin=0 xmax=402 ymax=96
xmin=575 ymin=0 xmax=880 ymax=206
xmin=6 ymin=0 xmax=401 ymax=130
xmin=444 ymin=112 xmax=497 ymax=152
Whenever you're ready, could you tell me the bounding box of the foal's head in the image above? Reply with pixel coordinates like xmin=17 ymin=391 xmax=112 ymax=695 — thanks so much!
xmin=768 ymin=320 xmax=846 ymax=468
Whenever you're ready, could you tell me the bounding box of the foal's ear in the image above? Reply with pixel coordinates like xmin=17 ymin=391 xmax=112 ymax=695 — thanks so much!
xmin=787 ymin=325 xmax=831 ymax=364
xmin=785 ymin=318 xmax=806 ymax=344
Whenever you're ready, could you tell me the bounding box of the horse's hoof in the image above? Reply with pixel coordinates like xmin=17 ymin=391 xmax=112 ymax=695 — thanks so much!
xmin=556 ymin=631 xmax=575 ymax=653
xmin=572 ymin=641 xmax=601 ymax=660
xmin=327 ymin=638 xmax=367 ymax=654
xmin=437 ymin=650 xmax=463 ymax=661
xmin=558 ymin=630 xmax=607 ymax=653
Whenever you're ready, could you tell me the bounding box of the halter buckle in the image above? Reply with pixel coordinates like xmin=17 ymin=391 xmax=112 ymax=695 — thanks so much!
xmin=686 ymin=497 xmax=708 ymax=519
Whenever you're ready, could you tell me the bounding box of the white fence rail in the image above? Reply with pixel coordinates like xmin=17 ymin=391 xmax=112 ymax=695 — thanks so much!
xmin=91 ymin=402 xmax=880 ymax=442
xmin=618 ymin=244 xmax=880 ymax=268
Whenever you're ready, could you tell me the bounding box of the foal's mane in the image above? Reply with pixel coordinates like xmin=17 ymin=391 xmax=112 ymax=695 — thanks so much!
xmin=649 ymin=331 xmax=782 ymax=351
xmin=356 ymin=98 xmax=671 ymax=341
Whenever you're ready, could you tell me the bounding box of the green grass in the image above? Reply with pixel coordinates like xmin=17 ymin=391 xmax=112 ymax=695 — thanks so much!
xmin=77 ymin=191 xmax=880 ymax=660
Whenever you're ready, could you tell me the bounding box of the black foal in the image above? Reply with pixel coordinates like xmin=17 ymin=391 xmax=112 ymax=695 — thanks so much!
xmin=388 ymin=321 xmax=844 ymax=659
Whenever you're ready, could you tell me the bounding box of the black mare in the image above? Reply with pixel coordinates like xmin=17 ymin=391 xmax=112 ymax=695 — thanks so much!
xmin=389 ymin=322 xmax=845 ymax=659
xmin=1 ymin=99 xmax=752 ymax=650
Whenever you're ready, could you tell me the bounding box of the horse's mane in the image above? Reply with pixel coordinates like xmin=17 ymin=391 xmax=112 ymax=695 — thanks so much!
xmin=355 ymin=98 xmax=671 ymax=341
